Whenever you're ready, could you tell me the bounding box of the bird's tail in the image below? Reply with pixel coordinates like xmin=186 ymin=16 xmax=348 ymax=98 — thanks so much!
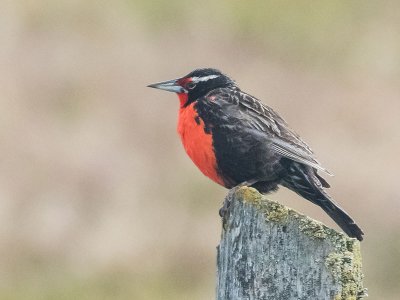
xmin=282 ymin=162 xmax=364 ymax=241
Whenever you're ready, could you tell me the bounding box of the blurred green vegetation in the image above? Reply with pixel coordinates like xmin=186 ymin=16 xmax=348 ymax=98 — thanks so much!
xmin=131 ymin=0 xmax=382 ymax=69
xmin=1 ymin=1 xmax=399 ymax=299
xmin=2 ymin=269 xmax=213 ymax=300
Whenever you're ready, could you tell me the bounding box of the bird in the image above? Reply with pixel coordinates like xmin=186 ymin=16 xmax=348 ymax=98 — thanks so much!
xmin=148 ymin=68 xmax=364 ymax=241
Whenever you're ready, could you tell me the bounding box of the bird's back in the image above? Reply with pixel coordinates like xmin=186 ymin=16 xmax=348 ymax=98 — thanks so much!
xmin=193 ymin=87 xmax=325 ymax=187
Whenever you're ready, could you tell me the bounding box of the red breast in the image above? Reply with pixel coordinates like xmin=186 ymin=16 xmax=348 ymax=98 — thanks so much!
xmin=177 ymin=94 xmax=225 ymax=186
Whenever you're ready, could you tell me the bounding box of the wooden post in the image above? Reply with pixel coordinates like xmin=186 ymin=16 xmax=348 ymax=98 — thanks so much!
xmin=216 ymin=187 xmax=366 ymax=300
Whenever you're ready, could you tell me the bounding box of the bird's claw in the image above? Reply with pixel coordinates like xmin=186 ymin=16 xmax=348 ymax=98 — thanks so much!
xmin=219 ymin=186 xmax=239 ymax=218
xmin=219 ymin=180 xmax=259 ymax=218
xmin=220 ymin=183 xmax=254 ymax=218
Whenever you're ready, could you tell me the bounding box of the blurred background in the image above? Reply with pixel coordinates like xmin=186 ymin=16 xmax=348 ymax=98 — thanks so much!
xmin=1 ymin=1 xmax=399 ymax=299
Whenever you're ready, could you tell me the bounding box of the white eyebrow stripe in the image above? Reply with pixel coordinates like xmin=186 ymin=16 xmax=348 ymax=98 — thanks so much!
xmin=191 ymin=75 xmax=220 ymax=83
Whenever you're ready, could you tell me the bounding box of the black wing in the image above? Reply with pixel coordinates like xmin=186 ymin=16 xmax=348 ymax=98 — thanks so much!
xmin=204 ymin=87 xmax=332 ymax=175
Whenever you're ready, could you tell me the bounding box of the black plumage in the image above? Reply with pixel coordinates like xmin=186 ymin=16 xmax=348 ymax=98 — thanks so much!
xmin=190 ymin=70 xmax=364 ymax=241
xmin=148 ymin=68 xmax=364 ymax=241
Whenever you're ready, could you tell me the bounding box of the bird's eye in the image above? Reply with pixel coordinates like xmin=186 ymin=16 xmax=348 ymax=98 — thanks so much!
xmin=186 ymin=82 xmax=196 ymax=90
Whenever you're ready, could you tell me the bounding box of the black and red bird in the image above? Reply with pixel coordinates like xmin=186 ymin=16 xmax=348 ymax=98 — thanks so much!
xmin=148 ymin=68 xmax=364 ymax=241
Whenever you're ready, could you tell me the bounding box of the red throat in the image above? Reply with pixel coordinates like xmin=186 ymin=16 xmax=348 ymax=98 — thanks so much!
xmin=178 ymin=93 xmax=188 ymax=108
xmin=176 ymin=100 xmax=225 ymax=186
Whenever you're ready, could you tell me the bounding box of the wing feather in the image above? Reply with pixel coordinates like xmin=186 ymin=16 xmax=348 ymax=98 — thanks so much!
xmin=270 ymin=138 xmax=332 ymax=175
xmin=206 ymin=88 xmax=332 ymax=175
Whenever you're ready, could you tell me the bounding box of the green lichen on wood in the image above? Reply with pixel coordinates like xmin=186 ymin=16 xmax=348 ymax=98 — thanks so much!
xmin=298 ymin=217 xmax=328 ymax=239
xmin=231 ymin=186 xmax=365 ymax=299
xmin=236 ymin=186 xmax=263 ymax=205
xmin=236 ymin=187 xmax=288 ymax=222
xmin=264 ymin=200 xmax=289 ymax=222
xmin=325 ymin=239 xmax=365 ymax=300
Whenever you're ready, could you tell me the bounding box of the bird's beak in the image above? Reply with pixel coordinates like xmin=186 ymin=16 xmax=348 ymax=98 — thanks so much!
xmin=147 ymin=79 xmax=187 ymax=93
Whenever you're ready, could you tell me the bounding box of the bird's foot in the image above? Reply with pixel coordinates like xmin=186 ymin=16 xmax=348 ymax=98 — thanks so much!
xmin=219 ymin=191 xmax=233 ymax=218
xmin=236 ymin=179 xmax=259 ymax=188
xmin=219 ymin=179 xmax=258 ymax=218
xmin=219 ymin=181 xmax=258 ymax=218
xmin=219 ymin=186 xmax=240 ymax=218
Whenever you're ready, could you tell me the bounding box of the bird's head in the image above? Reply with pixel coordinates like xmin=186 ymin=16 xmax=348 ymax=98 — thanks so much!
xmin=148 ymin=68 xmax=235 ymax=107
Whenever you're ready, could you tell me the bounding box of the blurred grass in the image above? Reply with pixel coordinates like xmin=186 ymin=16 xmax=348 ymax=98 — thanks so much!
xmin=1 ymin=269 xmax=213 ymax=300
xmin=0 ymin=1 xmax=399 ymax=299
xmin=131 ymin=0 xmax=381 ymax=69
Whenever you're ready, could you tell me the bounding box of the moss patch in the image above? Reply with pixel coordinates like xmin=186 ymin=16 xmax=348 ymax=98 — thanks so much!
xmin=325 ymin=239 xmax=365 ymax=300
xmin=298 ymin=217 xmax=328 ymax=239
xmin=236 ymin=187 xmax=288 ymax=222
xmin=232 ymin=187 xmax=365 ymax=299
xmin=263 ymin=200 xmax=289 ymax=222
xmin=236 ymin=187 xmax=262 ymax=205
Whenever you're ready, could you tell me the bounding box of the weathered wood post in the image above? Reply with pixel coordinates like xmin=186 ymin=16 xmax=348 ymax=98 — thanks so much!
xmin=217 ymin=187 xmax=365 ymax=300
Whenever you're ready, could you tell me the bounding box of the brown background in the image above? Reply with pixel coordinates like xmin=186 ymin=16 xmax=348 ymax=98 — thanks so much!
xmin=1 ymin=1 xmax=399 ymax=299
